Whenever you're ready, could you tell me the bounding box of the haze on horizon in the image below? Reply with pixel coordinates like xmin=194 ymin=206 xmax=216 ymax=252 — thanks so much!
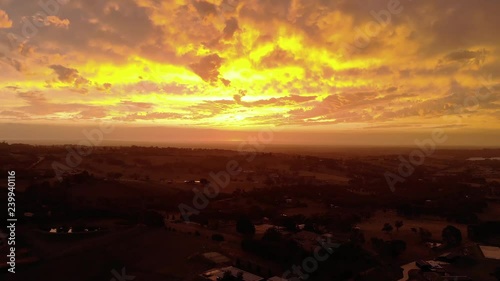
xmin=1 ymin=0 xmax=499 ymax=146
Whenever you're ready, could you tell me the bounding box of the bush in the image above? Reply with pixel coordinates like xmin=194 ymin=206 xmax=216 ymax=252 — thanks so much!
xmin=212 ymin=234 xmax=225 ymax=241
xmin=442 ymin=225 xmax=462 ymax=247
xmin=143 ymin=211 xmax=164 ymax=227
xmin=236 ymin=216 xmax=256 ymax=236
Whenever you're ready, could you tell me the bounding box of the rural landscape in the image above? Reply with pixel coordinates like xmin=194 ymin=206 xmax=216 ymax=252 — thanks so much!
xmin=1 ymin=142 xmax=499 ymax=280
xmin=1 ymin=0 xmax=500 ymax=280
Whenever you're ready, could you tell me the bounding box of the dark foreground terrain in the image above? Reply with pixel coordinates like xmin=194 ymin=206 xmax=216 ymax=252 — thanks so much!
xmin=1 ymin=142 xmax=500 ymax=280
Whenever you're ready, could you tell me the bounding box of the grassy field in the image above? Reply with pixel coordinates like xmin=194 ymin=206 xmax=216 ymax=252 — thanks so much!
xmin=359 ymin=210 xmax=468 ymax=264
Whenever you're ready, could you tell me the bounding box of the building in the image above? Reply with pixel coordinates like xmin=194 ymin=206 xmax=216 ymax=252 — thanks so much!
xmin=201 ymin=252 xmax=231 ymax=266
xmin=267 ymin=277 xmax=288 ymax=281
xmin=199 ymin=266 xmax=264 ymax=281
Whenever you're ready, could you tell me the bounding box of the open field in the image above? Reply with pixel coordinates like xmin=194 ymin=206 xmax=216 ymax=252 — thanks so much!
xmin=359 ymin=210 xmax=469 ymax=264
xmin=12 ymin=226 xmax=226 ymax=281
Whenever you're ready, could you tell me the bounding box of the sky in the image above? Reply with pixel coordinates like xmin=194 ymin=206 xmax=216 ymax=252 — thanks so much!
xmin=0 ymin=0 xmax=499 ymax=146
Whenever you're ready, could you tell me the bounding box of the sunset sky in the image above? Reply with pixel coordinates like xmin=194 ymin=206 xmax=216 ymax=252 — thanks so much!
xmin=0 ymin=0 xmax=499 ymax=146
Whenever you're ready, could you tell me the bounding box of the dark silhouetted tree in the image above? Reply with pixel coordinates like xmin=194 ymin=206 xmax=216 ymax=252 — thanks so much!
xmin=212 ymin=234 xmax=225 ymax=242
xmin=382 ymin=223 xmax=393 ymax=234
xmin=262 ymin=227 xmax=282 ymax=242
xmin=491 ymin=266 xmax=500 ymax=281
xmin=395 ymin=220 xmax=404 ymax=232
xmin=419 ymin=227 xmax=432 ymax=242
xmin=442 ymin=225 xmax=462 ymax=247
xmin=389 ymin=240 xmax=407 ymax=257
xmin=236 ymin=216 xmax=255 ymax=236
xmin=219 ymin=271 xmax=233 ymax=281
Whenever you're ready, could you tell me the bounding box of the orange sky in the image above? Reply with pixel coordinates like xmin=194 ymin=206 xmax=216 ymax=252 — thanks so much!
xmin=0 ymin=0 xmax=499 ymax=145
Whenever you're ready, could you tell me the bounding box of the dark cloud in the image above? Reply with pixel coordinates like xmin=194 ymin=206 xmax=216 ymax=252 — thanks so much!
xmin=49 ymin=64 xmax=89 ymax=86
xmin=15 ymin=91 xmax=106 ymax=116
xmin=18 ymin=91 xmax=47 ymax=104
xmin=233 ymin=89 xmax=246 ymax=103
xmin=223 ymin=17 xmax=239 ymax=39
xmin=442 ymin=49 xmax=487 ymax=66
xmin=192 ymin=0 xmax=218 ymax=18
xmin=95 ymin=82 xmax=112 ymax=92
xmin=259 ymin=48 xmax=298 ymax=68
xmin=189 ymin=53 xmax=224 ymax=83
xmin=0 ymin=53 xmax=23 ymax=71
xmin=120 ymin=101 xmax=155 ymax=110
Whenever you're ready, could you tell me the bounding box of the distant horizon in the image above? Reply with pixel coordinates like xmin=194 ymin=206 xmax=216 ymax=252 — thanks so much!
xmin=2 ymin=122 xmax=500 ymax=148
xmin=3 ymin=139 xmax=500 ymax=151
xmin=1 ymin=0 xmax=500 ymax=147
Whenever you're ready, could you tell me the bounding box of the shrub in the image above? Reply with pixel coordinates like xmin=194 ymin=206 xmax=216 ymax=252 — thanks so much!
xmin=212 ymin=234 xmax=225 ymax=241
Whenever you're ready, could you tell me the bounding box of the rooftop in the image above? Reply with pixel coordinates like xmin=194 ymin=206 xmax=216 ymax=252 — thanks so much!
xmin=200 ymin=266 xmax=264 ymax=281
xmin=479 ymin=245 xmax=500 ymax=260
xmin=201 ymin=252 xmax=231 ymax=264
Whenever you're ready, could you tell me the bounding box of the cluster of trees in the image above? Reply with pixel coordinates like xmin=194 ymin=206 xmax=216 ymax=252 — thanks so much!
xmin=236 ymin=216 xmax=255 ymax=236
xmin=442 ymin=225 xmax=462 ymax=247
xmin=241 ymin=227 xmax=302 ymax=263
xmin=395 ymin=185 xmax=487 ymax=223
xmin=371 ymin=238 xmax=407 ymax=258
xmin=382 ymin=221 xmax=404 ymax=234
xmin=142 ymin=210 xmax=164 ymax=227
xmin=410 ymin=227 xmax=433 ymax=242
xmin=212 ymin=234 xmax=225 ymax=241
xmin=106 ymin=172 xmax=123 ymax=179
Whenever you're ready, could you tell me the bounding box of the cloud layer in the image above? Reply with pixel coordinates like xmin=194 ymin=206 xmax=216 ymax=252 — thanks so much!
xmin=0 ymin=0 xmax=499 ymax=140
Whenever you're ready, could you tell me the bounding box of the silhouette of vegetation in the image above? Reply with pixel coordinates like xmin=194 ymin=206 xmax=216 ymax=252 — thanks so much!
xmin=395 ymin=220 xmax=403 ymax=232
xmin=236 ymin=216 xmax=255 ymax=236
xmin=442 ymin=225 xmax=462 ymax=247
xmin=262 ymin=227 xmax=282 ymax=242
xmin=382 ymin=223 xmax=393 ymax=234
xmin=212 ymin=234 xmax=225 ymax=242
xmin=218 ymin=271 xmax=244 ymax=281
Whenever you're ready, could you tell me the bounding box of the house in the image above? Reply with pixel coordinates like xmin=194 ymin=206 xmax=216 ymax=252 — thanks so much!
xmin=479 ymin=245 xmax=500 ymax=260
xmin=200 ymin=252 xmax=231 ymax=266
